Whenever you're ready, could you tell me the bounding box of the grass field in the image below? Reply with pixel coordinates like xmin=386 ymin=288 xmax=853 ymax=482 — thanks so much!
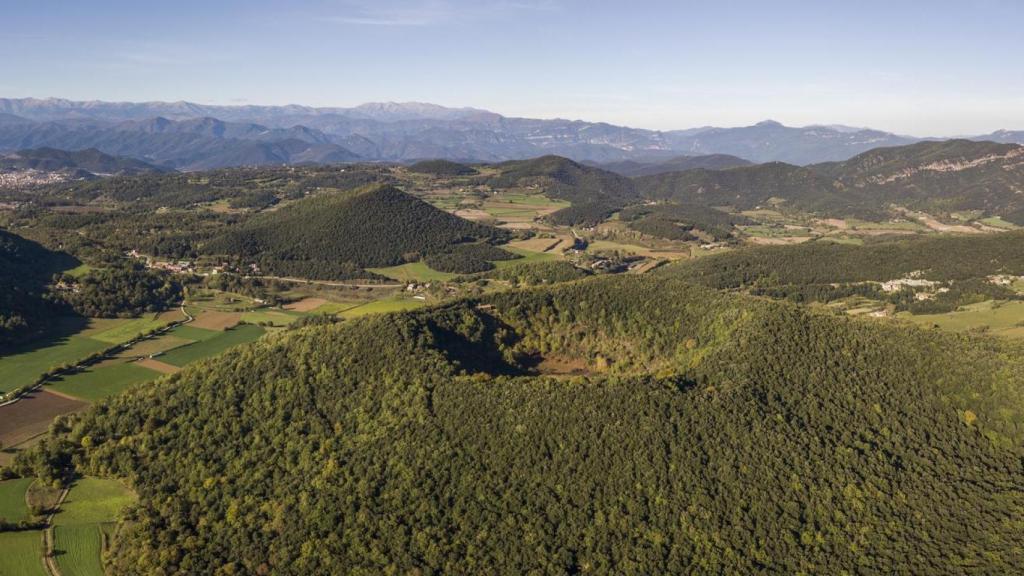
xmin=165 ymin=325 xmax=222 ymax=342
xmin=86 ymin=313 xmax=180 ymax=345
xmin=367 ymin=261 xmax=457 ymax=282
xmin=339 ymin=298 xmax=426 ymax=319
xmin=0 ymin=312 xmax=182 ymax=394
xmin=52 ymin=478 xmax=136 ymax=576
xmin=0 ymin=328 xmax=109 ymax=394
xmin=46 ymin=362 xmax=162 ymax=403
xmin=0 ymin=477 xmax=33 ymax=523
xmin=240 ymin=310 xmax=303 ymax=327
xmin=0 ymin=530 xmax=46 ymax=576
xmin=158 ymin=324 xmax=266 ymax=367
xmin=53 ymin=525 xmax=105 ymax=576
xmin=899 ymin=300 xmax=1024 ymax=339
xmin=979 ymin=216 xmax=1019 ymax=230
xmin=492 ymin=247 xmax=559 ymax=268
xmin=311 ymin=301 xmax=365 ymax=315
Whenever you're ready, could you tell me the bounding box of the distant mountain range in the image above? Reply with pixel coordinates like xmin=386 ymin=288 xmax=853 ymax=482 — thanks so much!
xmin=0 ymin=97 xmax=1021 ymax=169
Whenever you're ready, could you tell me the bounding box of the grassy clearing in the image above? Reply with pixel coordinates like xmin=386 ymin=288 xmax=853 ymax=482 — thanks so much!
xmin=979 ymin=216 xmax=1019 ymax=230
xmin=64 ymin=264 xmax=95 ymax=279
xmin=367 ymin=261 xmax=457 ymax=282
xmin=339 ymin=298 xmax=426 ymax=319
xmin=0 ymin=477 xmax=33 ymax=523
xmin=899 ymin=300 xmax=1024 ymax=338
xmin=158 ymin=324 xmax=266 ymax=367
xmin=0 ymin=530 xmax=46 ymax=576
xmin=55 ymin=478 xmax=135 ymax=526
xmin=52 ymin=478 xmax=136 ymax=576
xmin=493 ymin=247 xmax=558 ymax=269
xmin=53 ymin=525 xmax=105 ymax=576
xmin=47 ymin=362 xmax=162 ymax=403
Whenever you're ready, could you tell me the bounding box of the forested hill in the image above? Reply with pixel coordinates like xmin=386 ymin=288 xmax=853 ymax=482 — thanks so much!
xmin=203 ymin=184 xmax=513 ymax=279
xmin=590 ymin=153 xmax=753 ymax=177
xmin=0 ymin=228 xmax=77 ymax=346
xmin=0 ymin=147 xmax=167 ymax=175
xmin=663 ymin=230 xmax=1024 ymax=287
xmin=486 ymin=155 xmax=639 ymax=225
xmin=19 ymin=275 xmax=1024 ymax=574
xmin=635 ymin=140 xmax=1024 ymax=222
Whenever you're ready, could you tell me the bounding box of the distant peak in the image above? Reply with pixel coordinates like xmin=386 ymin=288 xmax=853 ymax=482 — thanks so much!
xmin=755 ymin=120 xmax=785 ymax=128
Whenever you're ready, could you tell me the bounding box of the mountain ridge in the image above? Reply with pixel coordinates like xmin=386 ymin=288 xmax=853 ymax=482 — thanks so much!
xmin=4 ymin=97 xmax=1021 ymax=167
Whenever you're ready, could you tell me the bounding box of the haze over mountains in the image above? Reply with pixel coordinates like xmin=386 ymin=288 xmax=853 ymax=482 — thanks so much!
xmin=2 ymin=97 xmax=1022 ymax=170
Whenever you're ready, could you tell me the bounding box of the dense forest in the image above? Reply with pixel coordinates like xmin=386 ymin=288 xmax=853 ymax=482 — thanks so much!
xmin=661 ymin=231 xmax=1024 ymax=312
xmin=57 ymin=262 xmax=182 ymax=317
xmin=407 ymin=159 xmax=479 ymax=176
xmin=17 ymin=274 xmax=1024 ymax=574
xmin=203 ymin=185 xmax=513 ymax=279
xmin=0 ymin=229 xmax=77 ymax=347
xmin=665 ymin=231 xmax=1024 ymax=287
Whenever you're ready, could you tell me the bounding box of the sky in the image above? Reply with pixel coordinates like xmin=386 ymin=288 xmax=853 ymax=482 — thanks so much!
xmin=2 ymin=0 xmax=1022 ymax=136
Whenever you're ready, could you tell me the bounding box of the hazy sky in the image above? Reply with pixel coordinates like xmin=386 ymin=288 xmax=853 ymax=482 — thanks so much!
xmin=3 ymin=0 xmax=1022 ymax=135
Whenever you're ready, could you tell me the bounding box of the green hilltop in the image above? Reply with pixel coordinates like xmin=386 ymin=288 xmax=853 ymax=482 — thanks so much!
xmin=203 ymin=184 xmax=513 ymax=279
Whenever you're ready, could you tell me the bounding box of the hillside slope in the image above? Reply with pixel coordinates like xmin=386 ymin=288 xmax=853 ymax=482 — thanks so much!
xmin=591 ymin=153 xmax=753 ymax=177
xmin=487 ymin=155 xmax=638 ymax=225
xmin=0 ymin=147 xmax=167 ymax=175
xmin=637 ymin=140 xmax=1024 ymax=221
xmin=0 ymin=229 xmax=77 ymax=347
xmin=20 ymin=275 xmax=1024 ymax=574
xmin=203 ymin=185 xmax=512 ymax=278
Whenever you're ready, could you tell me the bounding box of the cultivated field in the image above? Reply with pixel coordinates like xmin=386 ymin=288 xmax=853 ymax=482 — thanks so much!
xmin=158 ymin=324 xmax=266 ymax=366
xmin=46 ymin=362 xmax=162 ymax=403
xmin=52 ymin=478 xmax=136 ymax=576
xmin=188 ymin=310 xmax=242 ymax=331
xmin=284 ymin=297 xmax=328 ymax=312
xmin=367 ymin=261 xmax=457 ymax=282
xmin=53 ymin=525 xmax=105 ymax=576
xmin=0 ymin=477 xmax=34 ymax=523
xmin=0 ymin=530 xmax=47 ymax=576
xmin=339 ymin=298 xmax=426 ymax=319
xmin=0 ymin=390 xmax=88 ymax=450
xmin=899 ymin=300 xmax=1024 ymax=339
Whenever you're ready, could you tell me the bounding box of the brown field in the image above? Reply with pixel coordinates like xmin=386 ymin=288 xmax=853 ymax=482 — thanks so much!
xmin=189 ymin=311 xmax=242 ymax=331
xmin=284 ymin=297 xmax=328 ymax=312
xmin=0 ymin=390 xmax=88 ymax=448
xmin=453 ymin=208 xmax=492 ymax=221
xmin=749 ymin=236 xmax=814 ymax=245
xmin=135 ymin=359 xmax=180 ymax=375
xmin=508 ymin=237 xmax=563 ymax=252
xmin=157 ymin=309 xmax=186 ymax=322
